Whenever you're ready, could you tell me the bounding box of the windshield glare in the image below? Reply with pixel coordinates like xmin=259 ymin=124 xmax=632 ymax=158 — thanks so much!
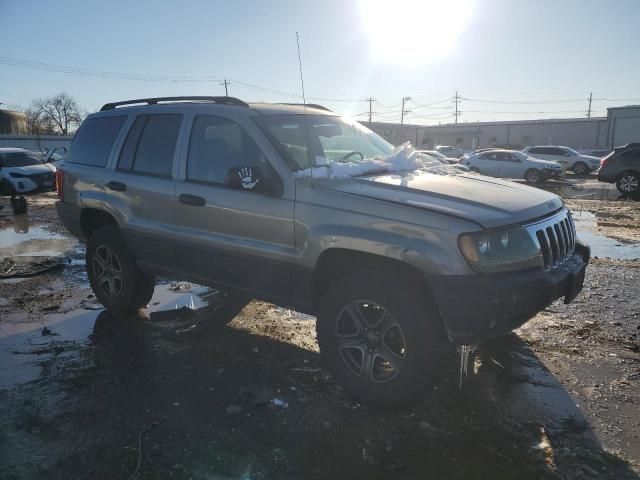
xmin=256 ymin=114 xmax=395 ymax=169
xmin=0 ymin=152 xmax=44 ymax=167
xmin=564 ymin=147 xmax=580 ymax=156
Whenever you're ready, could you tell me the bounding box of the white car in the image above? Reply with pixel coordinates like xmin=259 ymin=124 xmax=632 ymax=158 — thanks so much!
xmin=461 ymin=149 xmax=563 ymax=183
xmin=521 ymin=146 xmax=601 ymax=174
xmin=41 ymin=146 xmax=67 ymax=169
xmin=0 ymin=148 xmax=57 ymax=195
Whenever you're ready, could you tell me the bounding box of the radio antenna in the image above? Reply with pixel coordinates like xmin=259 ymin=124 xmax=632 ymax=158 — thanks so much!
xmin=296 ymin=32 xmax=307 ymax=106
xmin=296 ymin=31 xmax=315 ymax=178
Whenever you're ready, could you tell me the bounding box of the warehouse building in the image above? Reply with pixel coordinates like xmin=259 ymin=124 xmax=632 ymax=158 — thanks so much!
xmin=0 ymin=108 xmax=27 ymax=134
xmin=367 ymin=105 xmax=640 ymax=151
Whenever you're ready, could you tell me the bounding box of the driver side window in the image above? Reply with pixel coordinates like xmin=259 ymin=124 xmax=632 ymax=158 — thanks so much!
xmin=187 ymin=115 xmax=269 ymax=185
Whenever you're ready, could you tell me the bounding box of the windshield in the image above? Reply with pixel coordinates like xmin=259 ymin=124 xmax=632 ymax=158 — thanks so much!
xmin=255 ymin=114 xmax=395 ymax=169
xmin=0 ymin=151 xmax=44 ymax=167
xmin=563 ymin=147 xmax=580 ymax=156
xmin=513 ymin=151 xmax=530 ymax=161
xmin=426 ymin=150 xmax=446 ymax=159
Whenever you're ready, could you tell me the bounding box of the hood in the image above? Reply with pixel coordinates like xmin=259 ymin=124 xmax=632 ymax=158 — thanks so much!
xmin=321 ymin=170 xmax=564 ymax=229
xmin=580 ymin=155 xmax=601 ymax=163
xmin=529 ymin=158 xmax=562 ymax=167
xmin=5 ymin=164 xmax=54 ymax=175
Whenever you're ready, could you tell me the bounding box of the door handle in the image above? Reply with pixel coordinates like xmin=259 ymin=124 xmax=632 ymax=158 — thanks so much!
xmin=106 ymin=181 xmax=126 ymax=192
xmin=179 ymin=193 xmax=206 ymax=207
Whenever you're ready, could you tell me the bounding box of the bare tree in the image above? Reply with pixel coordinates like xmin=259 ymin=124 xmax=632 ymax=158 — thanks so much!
xmin=23 ymin=105 xmax=47 ymax=134
xmin=33 ymin=92 xmax=82 ymax=135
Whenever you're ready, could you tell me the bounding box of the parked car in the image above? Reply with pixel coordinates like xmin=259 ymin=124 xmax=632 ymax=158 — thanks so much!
xmin=0 ymin=147 xmax=56 ymax=195
xmin=42 ymin=146 xmax=67 ymax=168
xmin=461 ymin=149 xmax=563 ymax=183
xmin=435 ymin=145 xmax=465 ymax=158
xmin=597 ymin=143 xmax=640 ymax=195
xmin=522 ymin=146 xmax=601 ymax=174
xmin=56 ymin=96 xmax=590 ymax=406
xmin=419 ymin=150 xmax=459 ymax=164
xmin=579 ymin=148 xmax=612 ymax=158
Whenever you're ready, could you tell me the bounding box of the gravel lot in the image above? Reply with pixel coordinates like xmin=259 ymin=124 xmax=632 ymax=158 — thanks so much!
xmin=0 ymin=178 xmax=639 ymax=480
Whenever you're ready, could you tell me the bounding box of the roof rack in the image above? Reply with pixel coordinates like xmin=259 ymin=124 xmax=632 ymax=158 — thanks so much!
xmin=100 ymin=96 xmax=248 ymax=111
xmin=278 ymin=103 xmax=332 ymax=112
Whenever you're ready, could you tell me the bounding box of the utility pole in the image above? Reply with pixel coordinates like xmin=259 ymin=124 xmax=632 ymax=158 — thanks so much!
xmin=587 ymin=92 xmax=593 ymax=118
xmin=221 ymin=78 xmax=230 ymax=96
xmin=401 ymin=96 xmax=411 ymax=125
xmin=367 ymin=97 xmax=375 ymax=123
xmin=453 ymin=91 xmax=461 ymax=124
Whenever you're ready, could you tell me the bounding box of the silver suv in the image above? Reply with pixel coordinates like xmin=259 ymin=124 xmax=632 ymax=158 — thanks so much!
xmin=56 ymin=97 xmax=590 ymax=406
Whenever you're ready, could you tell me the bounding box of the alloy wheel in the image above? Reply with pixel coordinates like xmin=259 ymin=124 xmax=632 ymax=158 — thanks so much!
xmin=92 ymin=245 xmax=123 ymax=298
xmin=619 ymin=175 xmax=639 ymax=193
xmin=334 ymin=300 xmax=407 ymax=383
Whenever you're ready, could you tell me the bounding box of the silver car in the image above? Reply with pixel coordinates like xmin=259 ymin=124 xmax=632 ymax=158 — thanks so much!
xmin=56 ymin=97 xmax=590 ymax=406
xmin=462 ymin=149 xmax=563 ymax=183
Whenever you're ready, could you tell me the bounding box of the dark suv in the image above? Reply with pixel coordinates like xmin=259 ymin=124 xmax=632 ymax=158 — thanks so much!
xmin=597 ymin=143 xmax=640 ymax=195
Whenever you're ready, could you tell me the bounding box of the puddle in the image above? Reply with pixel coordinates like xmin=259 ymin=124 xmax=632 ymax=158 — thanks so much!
xmin=0 ymin=215 xmax=78 ymax=277
xmin=0 ymin=283 xmax=215 ymax=389
xmin=573 ymin=210 xmax=640 ymax=259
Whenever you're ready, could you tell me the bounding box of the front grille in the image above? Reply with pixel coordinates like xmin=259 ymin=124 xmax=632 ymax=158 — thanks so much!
xmin=526 ymin=209 xmax=576 ymax=270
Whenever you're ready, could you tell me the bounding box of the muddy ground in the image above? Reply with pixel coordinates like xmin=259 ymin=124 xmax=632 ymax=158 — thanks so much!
xmin=0 ymin=177 xmax=639 ymax=480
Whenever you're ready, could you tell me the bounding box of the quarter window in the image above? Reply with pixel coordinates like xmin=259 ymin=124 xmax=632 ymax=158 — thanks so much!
xmin=67 ymin=116 xmax=127 ymax=167
xmin=187 ymin=115 xmax=268 ymax=185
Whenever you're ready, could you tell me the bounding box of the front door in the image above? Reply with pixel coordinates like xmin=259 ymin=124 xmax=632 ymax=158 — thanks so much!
xmin=173 ymin=114 xmax=295 ymax=299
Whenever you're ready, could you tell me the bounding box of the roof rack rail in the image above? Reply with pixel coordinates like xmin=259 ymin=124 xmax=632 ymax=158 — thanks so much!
xmin=279 ymin=103 xmax=332 ymax=112
xmin=100 ymin=96 xmax=248 ymax=111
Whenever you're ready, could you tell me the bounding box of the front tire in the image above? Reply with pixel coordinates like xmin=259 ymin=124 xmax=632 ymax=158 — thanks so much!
xmin=86 ymin=225 xmax=155 ymax=315
xmin=616 ymin=173 xmax=640 ymax=195
xmin=524 ymin=169 xmax=542 ymax=184
xmin=572 ymin=161 xmax=588 ymax=175
xmin=316 ymin=270 xmax=443 ymax=407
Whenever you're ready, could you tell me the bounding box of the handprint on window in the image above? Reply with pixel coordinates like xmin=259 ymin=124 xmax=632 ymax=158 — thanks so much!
xmin=238 ymin=167 xmax=260 ymax=189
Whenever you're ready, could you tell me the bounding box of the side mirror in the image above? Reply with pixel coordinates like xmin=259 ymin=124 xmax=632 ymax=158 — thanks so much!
xmin=223 ymin=166 xmax=283 ymax=197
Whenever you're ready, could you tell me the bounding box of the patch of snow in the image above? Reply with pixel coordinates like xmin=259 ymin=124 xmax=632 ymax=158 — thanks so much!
xmin=293 ymin=142 xmax=468 ymax=179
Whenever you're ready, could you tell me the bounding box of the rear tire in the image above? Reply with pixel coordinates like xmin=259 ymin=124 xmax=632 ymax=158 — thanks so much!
xmin=616 ymin=173 xmax=640 ymax=195
xmin=316 ymin=270 xmax=443 ymax=407
xmin=86 ymin=225 xmax=155 ymax=315
xmin=524 ymin=169 xmax=542 ymax=184
xmin=572 ymin=161 xmax=588 ymax=175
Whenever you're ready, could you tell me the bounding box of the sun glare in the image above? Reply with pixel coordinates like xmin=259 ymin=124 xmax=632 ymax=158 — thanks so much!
xmin=360 ymin=0 xmax=473 ymax=66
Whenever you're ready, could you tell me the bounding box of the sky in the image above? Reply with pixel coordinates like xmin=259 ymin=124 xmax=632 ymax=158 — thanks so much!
xmin=1 ymin=0 xmax=639 ymax=125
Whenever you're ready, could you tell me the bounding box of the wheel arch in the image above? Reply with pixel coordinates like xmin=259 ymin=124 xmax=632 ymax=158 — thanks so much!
xmin=80 ymin=208 xmax=118 ymax=239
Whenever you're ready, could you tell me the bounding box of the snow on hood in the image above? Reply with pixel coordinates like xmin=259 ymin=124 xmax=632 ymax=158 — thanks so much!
xmin=293 ymin=142 xmax=467 ymax=179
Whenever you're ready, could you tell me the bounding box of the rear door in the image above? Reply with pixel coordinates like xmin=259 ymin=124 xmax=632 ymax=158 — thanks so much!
xmin=173 ymin=111 xmax=295 ymax=299
xmin=106 ymin=111 xmax=185 ymax=270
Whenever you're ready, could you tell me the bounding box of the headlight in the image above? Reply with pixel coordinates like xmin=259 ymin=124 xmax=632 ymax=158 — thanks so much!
xmin=458 ymin=226 xmax=543 ymax=273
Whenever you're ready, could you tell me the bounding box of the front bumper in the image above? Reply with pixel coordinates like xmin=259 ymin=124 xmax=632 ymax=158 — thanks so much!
xmin=429 ymin=242 xmax=590 ymax=345
xmin=545 ymin=168 xmax=563 ymax=179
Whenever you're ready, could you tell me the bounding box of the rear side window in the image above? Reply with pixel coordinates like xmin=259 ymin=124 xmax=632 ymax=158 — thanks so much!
xmin=621 ymin=149 xmax=640 ymax=159
xmin=118 ymin=114 xmax=182 ymax=177
xmin=528 ymin=147 xmax=542 ymax=154
xmin=66 ymin=116 xmax=127 ymax=167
